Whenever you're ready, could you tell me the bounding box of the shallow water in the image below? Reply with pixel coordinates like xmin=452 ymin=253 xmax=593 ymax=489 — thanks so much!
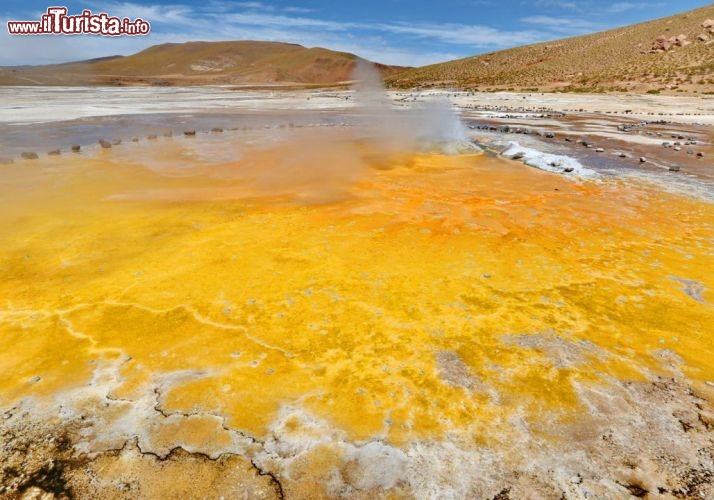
xmin=1 ymin=126 xmax=713 ymax=497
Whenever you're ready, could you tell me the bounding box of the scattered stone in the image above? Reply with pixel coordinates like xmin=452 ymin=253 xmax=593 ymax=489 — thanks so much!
xmin=563 ymin=167 xmax=574 ymax=173
xmin=696 ymin=152 xmax=704 ymax=158
xmin=71 ymin=144 xmax=81 ymax=152
xmin=673 ymin=146 xmax=682 ymax=151
xmin=619 ymin=153 xmax=627 ymax=158
xmin=703 ymin=19 xmax=714 ymax=29
xmin=147 ymin=134 xmax=157 ymax=140
xmin=21 ymin=152 xmax=39 ymax=160
xmin=184 ymin=130 xmax=196 ymax=136
xmin=640 ymin=157 xmax=646 ymax=163
xmin=595 ymin=148 xmax=604 ymax=153
xmin=99 ymin=139 xmax=112 ymax=148
xmin=669 ymin=166 xmax=681 ymax=172
xmin=697 ymin=33 xmax=709 ymax=42
xmin=545 ymin=132 xmax=555 ymax=139
xmin=686 ymin=149 xmax=694 ymax=155
xmin=111 ymin=139 xmax=122 ymax=145
xmin=47 ymin=149 xmax=60 ymax=156
xmin=211 ymin=127 xmax=223 ymax=133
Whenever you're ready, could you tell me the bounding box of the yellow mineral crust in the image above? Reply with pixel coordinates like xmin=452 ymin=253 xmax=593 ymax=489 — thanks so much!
xmin=0 ymin=134 xmax=712 ymax=496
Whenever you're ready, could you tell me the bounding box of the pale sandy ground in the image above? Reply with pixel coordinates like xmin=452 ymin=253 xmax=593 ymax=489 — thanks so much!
xmin=2 ymin=87 xmax=712 ymax=125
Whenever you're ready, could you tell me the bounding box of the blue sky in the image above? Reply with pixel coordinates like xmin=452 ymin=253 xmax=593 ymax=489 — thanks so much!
xmin=1 ymin=0 xmax=712 ymax=66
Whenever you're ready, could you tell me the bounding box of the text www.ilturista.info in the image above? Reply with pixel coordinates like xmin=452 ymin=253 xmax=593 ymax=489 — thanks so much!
xmin=7 ymin=7 xmax=150 ymax=36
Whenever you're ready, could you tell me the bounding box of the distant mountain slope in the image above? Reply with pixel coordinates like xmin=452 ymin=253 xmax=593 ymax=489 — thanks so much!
xmin=0 ymin=41 xmax=406 ymax=87
xmin=386 ymin=4 xmax=714 ymax=94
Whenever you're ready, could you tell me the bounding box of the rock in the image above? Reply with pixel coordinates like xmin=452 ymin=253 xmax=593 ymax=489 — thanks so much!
xmin=21 ymin=152 xmax=39 ymax=160
xmin=545 ymin=132 xmax=555 ymax=138
xmin=703 ymin=19 xmax=714 ymax=29
xmin=697 ymin=152 xmax=704 ymax=158
xmin=563 ymin=167 xmax=574 ymax=173
xmin=595 ymin=148 xmax=604 ymax=153
xmin=673 ymin=146 xmax=682 ymax=151
xmin=669 ymin=166 xmax=681 ymax=172
xmin=211 ymin=127 xmax=223 ymax=133
xmin=99 ymin=139 xmax=112 ymax=148
xmin=71 ymin=144 xmax=81 ymax=152
xmin=619 ymin=153 xmax=627 ymax=158
xmin=147 ymin=134 xmax=157 ymax=140
xmin=511 ymin=152 xmax=525 ymax=160
xmin=184 ymin=130 xmax=196 ymax=136
xmin=697 ymin=33 xmax=709 ymax=42
xmin=640 ymin=157 xmax=646 ymax=163
xmin=686 ymin=149 xmax=694 ymax=155
xmin=47 ymin=149 xmax=60 ymax=156
xmin=564 ymin=137 xmax=573 ymax=142
xmin=111 ymin=139 xmax=122 ymax=145
xmin=131 ymin=137 xmax=139 ymax=142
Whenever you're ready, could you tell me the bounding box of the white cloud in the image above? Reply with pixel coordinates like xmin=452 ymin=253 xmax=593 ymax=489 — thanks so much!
xmin=606 ymin=2 xmax=664 ymax=14
xmin=378 ymin=22 xmax=545 ymax=47
xmin=284 ymin=7 xmax=315 ymax=14
xmin=533 ymin=0 xmax=578 ymax=9
xmin=235 ymin=2 xmax=275 ymax=11
xmin=87 ymin=2 xmax=194 ymax=24
xmin=520 ymin=15 xmax=604 ymax=34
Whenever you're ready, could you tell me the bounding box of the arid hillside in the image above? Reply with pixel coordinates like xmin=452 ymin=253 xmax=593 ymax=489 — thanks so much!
xmin=386 ymin=4 xmax=714 ymax=94
xmin=0 ymin=41 xmax=405 ymax=87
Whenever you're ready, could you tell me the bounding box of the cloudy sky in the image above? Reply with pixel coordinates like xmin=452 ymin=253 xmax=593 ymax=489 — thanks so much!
xmin=1 ymin=0 xmax=711 ymax=66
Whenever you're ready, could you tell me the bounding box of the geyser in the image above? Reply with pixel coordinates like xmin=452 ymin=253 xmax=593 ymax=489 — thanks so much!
xmin=351 ymin=59 xmax=478 ymax=154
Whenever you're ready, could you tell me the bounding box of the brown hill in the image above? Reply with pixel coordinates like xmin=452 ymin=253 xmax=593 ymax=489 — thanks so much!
xmin=0 ymin=41 xmax=406 ymax=87
xmin=386 ymin=4 xmax=714 ymax=94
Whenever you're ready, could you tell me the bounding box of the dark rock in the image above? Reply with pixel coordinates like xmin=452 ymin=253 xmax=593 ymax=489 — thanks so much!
xmin=669 ymin=166 xmax=681 ymax=172
xmin=545 ymin=132 xmax=555 ymax=139
xmin=211 ymin=127 xmax=223 ymax=133
xmin=697 ymin=152 xmax=704 ymax=158
xmin=21 ymin=152 xmax=39 ymax=160
xmin=71 ymin=144 xmax=81 ymax=152
xmin=184 ymin=130 xmax=196 ymax=136
xmin=47 ymin=149 xmax=60 ymax=156
xmin=99 ymin=139 xmax=112 ymax=148
xmin=564 ymin=167 xmax=575 ymax=173
xmin=640 ymin=157 xmax=646 ymax=163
